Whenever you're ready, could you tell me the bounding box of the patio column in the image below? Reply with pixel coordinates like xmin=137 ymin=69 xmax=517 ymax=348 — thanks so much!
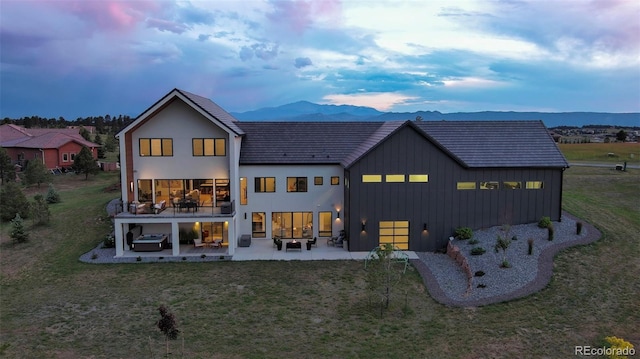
xmin=228 ymin=217 xmax=236 ymax=255
xmin=171 ymin=222 xmax=180 ymax=256
xmin=115 ymin=220 xmax=124 ymax=257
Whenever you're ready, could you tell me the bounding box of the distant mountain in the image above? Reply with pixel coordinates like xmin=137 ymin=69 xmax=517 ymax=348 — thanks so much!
xmin=231 ymin=100 xmax=382 ymax=121
xmin=231 ymin=102 xmax=640 ymax=128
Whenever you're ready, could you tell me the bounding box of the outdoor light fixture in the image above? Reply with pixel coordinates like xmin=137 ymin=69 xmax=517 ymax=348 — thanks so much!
xmin=337 ymin=210 xmax=340 ymax=219
xmin=361 ymin=222 xmax=366 ymax=231
xmin=423 ymin=223 xmax=427 ymax=231
xmin=129 ymin=181 xmax=134 ymax=192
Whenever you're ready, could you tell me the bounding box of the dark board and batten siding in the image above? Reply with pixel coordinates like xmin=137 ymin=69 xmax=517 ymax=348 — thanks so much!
xmin=346 ymin=125 xmax=565 ymax=252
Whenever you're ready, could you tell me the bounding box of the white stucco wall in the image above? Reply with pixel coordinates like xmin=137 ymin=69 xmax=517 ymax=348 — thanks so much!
xmin=236 ymin=164 xmax=344 ymax=238
xmin=131 ymin=100 xmax=231 ymax=180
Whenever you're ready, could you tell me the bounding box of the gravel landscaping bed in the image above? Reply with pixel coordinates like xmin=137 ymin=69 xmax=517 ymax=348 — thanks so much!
xmin=413 ymin=212 xmax=601 ymax=307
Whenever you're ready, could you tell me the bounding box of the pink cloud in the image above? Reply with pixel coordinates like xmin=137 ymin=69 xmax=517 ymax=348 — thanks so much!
xmin=51 ymin=0 xmax=160 ymax=33
xmin=268 ymin=0 xmax=342 ymax=34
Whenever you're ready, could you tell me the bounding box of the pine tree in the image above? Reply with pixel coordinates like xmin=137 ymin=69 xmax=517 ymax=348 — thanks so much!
xmin=72 ymin=146 xmax=99 ymax=180
xmin=46 ymin=183 xmax=61 ymax=204
xmin=0 ymin=147 xmax=16 ymax=184
xmin=10 ymin=213 xmax=28 ymax=243
xmin=0 ymin=182 xmax=30 ymax=221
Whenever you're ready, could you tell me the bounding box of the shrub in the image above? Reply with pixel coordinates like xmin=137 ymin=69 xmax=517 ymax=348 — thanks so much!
xmin=527 ymin=238 xmax=534 ymax=255
xmin=103 ymin=233 xmax=115 ymax=248
xmin=511 ymin=235 xmax=518 ymax=241
xmin=474 ymin=270 xmax=485 ymax=277
xmin=470 ymin=247 xmax=486 ymax=255
xmin=477 ymin=284 xmax=486 ymax=288
xmin=136 ymin=256 xmax=142 ymax=261
xmin=548 ymin=224 xmax=555 ymax=241
xmin=30 ymin=194 xmax=50 ymax=226
xmin=45 ymin=184 xmax=61 ymax=204
xmin=91 ymin=252 xmax=98 ymax=260
xmin=468 ymin=239 xmax=479 ymax=245
xmin=501 ymin=260 xmax=511 ymax=268
xmin=604 ymin=336 xmax=634 ymax=359
xmin=454 ymin=227 xmax=473 ymax=240
xmin=538 ymin=216 xmax=552 ymax=228
xmin=576 ymin=221 xmax=583 ymax=235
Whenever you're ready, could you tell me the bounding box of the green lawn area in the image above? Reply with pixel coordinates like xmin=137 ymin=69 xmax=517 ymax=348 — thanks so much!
xmin=559 ymin=142 xmax=640 ymax=163
xmin=0 ymin=167 xmax=638 ymax=358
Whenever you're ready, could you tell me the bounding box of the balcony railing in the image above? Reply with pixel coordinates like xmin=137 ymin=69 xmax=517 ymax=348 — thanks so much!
xmin=114 ymin=200 xmax=235 ymax=218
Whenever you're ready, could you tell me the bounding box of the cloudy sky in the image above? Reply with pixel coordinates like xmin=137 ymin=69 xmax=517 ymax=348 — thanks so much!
xmin=1 ymin=0 xmax=638 ymax=119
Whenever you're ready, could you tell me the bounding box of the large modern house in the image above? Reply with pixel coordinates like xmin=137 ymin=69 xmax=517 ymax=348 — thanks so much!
xmin=113 ymin=88 xmax=569 ymax=257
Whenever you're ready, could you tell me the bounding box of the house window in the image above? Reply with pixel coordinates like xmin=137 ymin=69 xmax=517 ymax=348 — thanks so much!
xmin=192 ymin=138 xmax=226 ymax=156
xmin=386 ymin=174 xmax=405 ymax=183
xmin=252 ymin=212 xmax=266 ymax=238
xmin=480 ymin=181 xmax=500 ymax=190
xmin=62 ymin=153 xmax=69 ymax=162
xmin=362 ymin=174 xmax=382 ymax=183
xmin=409 ymin=174 xmax=429 ymax=182
xmin=70 ymin=153 xmax=76 ymax=161
xmin=137 ymin=179 xmax=153 ymax=203
xmin=314 ymin=176 xmax=323 ymax=185
xmin=272 ymin=212 xmax=313 ymax=239
xmin=457 ymin=182 xmax=476 ymax=190
xmin=255 ymin=177 xmax=276 ymax=192
xmin=379 ymin=221 xmax=409 ymax=250
xmin=287 ymin=177 xmax=307 ymax=192
xmin=139 ymin=138 xmax=173 ymax=156
xmin=331 ymin=176 xmax=340 ymax=185
xmin=215 ymin=179 xmax=230 ymax=207
xmin=526 ymin=181 xmax=544 ymax=189
xmin=503 ymin=181 xmax=521 ymax=189
xmin=202 ymin=221 xmax=228 ymax=244
xmin=240 ymin=178 xmax=247 ymax=205
xmin=319 ymin=212 xmax=332 ymax=237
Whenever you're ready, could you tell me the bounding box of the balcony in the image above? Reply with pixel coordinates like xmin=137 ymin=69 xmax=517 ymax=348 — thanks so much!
xmin=114 ymin=200 xmax=235 ymax=219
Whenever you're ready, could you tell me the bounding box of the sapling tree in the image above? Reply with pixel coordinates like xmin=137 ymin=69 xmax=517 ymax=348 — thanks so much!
xmin=365 ymin=243 xmax=407 ymax=316
xmin=494 ymin=224 xmax=512 ymax=268
xmin=157 ymin=305 xmax=180 ymax=356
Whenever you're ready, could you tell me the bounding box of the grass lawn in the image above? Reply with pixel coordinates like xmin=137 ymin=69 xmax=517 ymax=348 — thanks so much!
xmin=0 ymin=167 xmax=638 ymax=358
xmin=559 ymin=142 xmax=640 ymax=164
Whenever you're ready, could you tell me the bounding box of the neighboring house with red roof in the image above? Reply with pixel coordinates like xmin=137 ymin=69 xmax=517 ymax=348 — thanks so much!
xmin=0 ymin=124 xmax=100 ymax=170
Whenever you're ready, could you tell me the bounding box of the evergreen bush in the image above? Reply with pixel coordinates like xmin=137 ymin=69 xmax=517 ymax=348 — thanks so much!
xmin=10 ymin=213 xmax=28 ymax=244
xmin=46 ymin=183 xmax=61 ymax=204
xmin=454 ymin=227 xmax=473 ymax=240
xmin=538 ymin=216 xmax=552 ymax=228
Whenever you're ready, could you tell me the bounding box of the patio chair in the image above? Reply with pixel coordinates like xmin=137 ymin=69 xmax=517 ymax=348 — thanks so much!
xmin=307 ymin=237 xmax=317 ymax=247
xmin=193 ymin=237 xmax=205 ymax=248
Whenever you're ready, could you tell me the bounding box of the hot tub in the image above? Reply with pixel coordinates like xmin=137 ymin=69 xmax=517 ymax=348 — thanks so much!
xmin=131 ymin=234 xmax=168 ymax=252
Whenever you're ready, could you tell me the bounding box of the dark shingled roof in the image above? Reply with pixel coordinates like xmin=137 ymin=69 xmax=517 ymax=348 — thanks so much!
xmin=237 ymin=120 xmax=568 ymax=168
xmin=236 ymin=122 xmax=384 ymax=164
xmin=414 ymin=120 xmax=569 ymax=168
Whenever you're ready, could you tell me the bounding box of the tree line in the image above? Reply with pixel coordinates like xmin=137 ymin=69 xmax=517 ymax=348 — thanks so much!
xmin=1 ymin=114 xmax=135 ymax=135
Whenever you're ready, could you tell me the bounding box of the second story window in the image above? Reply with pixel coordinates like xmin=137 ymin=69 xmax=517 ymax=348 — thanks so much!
xmin=192 ymin=138 xmax=226 ymax=156
xmin=287 ymin=177 xmax=307 ymax=192
xmin=255 ymin=177 xmax=276 ymax=192
xmin=140 ymin=138 xmax=173 ymax=156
